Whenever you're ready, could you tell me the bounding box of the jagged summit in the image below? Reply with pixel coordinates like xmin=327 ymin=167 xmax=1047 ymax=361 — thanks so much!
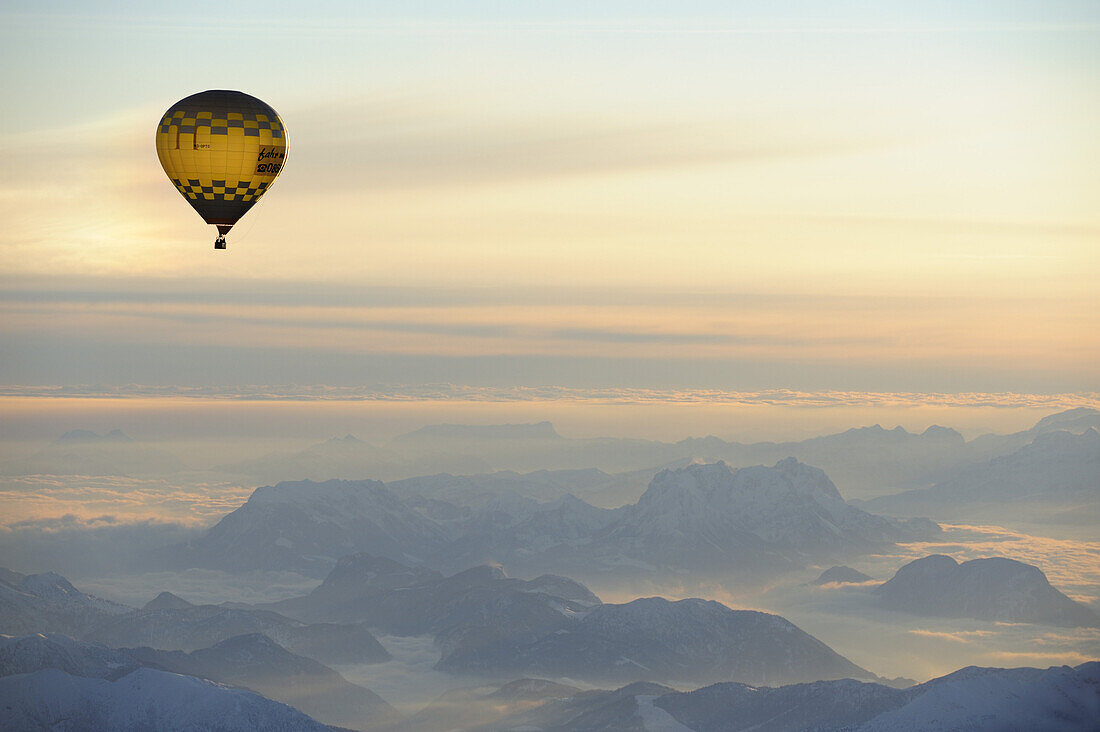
xmin=603 ymin=459 xmax=933 ymax=572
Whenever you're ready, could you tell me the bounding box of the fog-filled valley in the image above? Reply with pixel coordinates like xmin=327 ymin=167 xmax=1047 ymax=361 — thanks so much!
xmin=1 ymin=407 xmax=1097 ymax=730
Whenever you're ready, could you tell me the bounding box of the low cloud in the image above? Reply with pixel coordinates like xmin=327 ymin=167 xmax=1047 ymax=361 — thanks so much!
xmin=0 ymin=474 xmax=252 ymax=529
xmin=1 ymin=384 xmax=1097 ymax=411
xmin=908 ymin=629 xmax=998 ymax=644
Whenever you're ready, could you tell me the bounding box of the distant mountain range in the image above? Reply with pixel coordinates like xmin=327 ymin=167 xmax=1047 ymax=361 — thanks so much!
xmin=184 ymin=459 xmax=939 ymax=582
xmin=235 ymin=408 xmax=1099 ymax=499
xmin=0 ymin=429 xmax=189 ymax=476
xmin=254 ymin=553 xmax=882 ymax=688
xmin=8 ymin=407 xmax=1096 ymax=506
xmin=861 ymin=427 xmax=1099 ymax=528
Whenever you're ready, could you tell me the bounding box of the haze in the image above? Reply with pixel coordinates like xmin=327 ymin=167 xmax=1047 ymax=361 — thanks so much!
xmin=1 ymin=2 xmax=1097 ymax=731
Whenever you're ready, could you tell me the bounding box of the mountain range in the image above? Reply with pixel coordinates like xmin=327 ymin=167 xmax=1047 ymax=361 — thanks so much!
xmin=0 ymin=429 xmax=188 ymax=476
xmin=185 ymin=459 xmax=939 ymax=582
xmin=224 ymin=408 xmax=1099 ymax=500
xmin=0 ymin=568 xmax=392 ymax=667
xmin=257 ymin=553 xmax=881 ymax=688
xmin=440 ymin=595 xmax=877 ymax=686
xmin=458 ymin=662 xmax=1100 ymax=731
xmin=862 ymin=427 xmax=1099 ymax=528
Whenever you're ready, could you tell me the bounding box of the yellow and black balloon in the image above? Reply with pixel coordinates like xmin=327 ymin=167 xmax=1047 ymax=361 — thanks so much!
xmin=155 ymin=90 xmax=287 ymax=249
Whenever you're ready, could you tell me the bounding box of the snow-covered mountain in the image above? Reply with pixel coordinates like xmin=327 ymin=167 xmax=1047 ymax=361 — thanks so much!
xmin=440 ymin=596 xmax=875 ymax=687
xmin=0 ymin=666 xmax=336 ymax=731
xmin=1 ymin=429 xmax=187 ymax=476
xmin=857 ymin=663 xmax=1100 ymax=731
xmin=863 ymin=428 xmax=1100 ymax=526
xmin=590 ymin=460 xmax=938 ymax=575
xmin=190 ymin=478 xmax=455 ymax=576
xmin=0 ymin=570 xmax=130 ymax=636
xmin=875 ymin=555 xmax=1099 ymax=627
xmin=480 ymin=661 xmax=1100 ymax=732
xmin=186 ymin=460 xmax=937 ymax=582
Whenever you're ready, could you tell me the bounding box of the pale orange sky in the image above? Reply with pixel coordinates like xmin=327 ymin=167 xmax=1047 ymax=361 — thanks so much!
xmin=1 ymin=2 xmax=1097 ymax=403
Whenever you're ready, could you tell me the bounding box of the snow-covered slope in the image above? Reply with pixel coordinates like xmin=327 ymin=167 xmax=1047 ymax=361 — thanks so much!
xmin=858 ymin=662 xmax=1100 ymax=732
xmin=876 ymin=555 xmax=1099 ymax=627
xmin=482 ymin=662 xmax=1100 ymax=731
xmin=0 ymin=667 xmax=335 ymax=731
xmin=191 ymin=478 xmax=454 ymax=576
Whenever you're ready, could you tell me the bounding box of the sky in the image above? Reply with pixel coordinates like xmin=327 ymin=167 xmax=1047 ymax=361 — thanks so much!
xmin=1 ymin=1 xmax=1098 ymax=440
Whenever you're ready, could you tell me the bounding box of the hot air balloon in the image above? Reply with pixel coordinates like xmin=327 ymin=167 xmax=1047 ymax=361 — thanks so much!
xmin=155 ymin=90 xmax=288 ymax=249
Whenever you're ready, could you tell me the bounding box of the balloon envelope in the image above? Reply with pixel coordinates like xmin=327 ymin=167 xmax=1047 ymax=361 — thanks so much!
xmin=155 ymin=90 xmax=287 ymax=242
